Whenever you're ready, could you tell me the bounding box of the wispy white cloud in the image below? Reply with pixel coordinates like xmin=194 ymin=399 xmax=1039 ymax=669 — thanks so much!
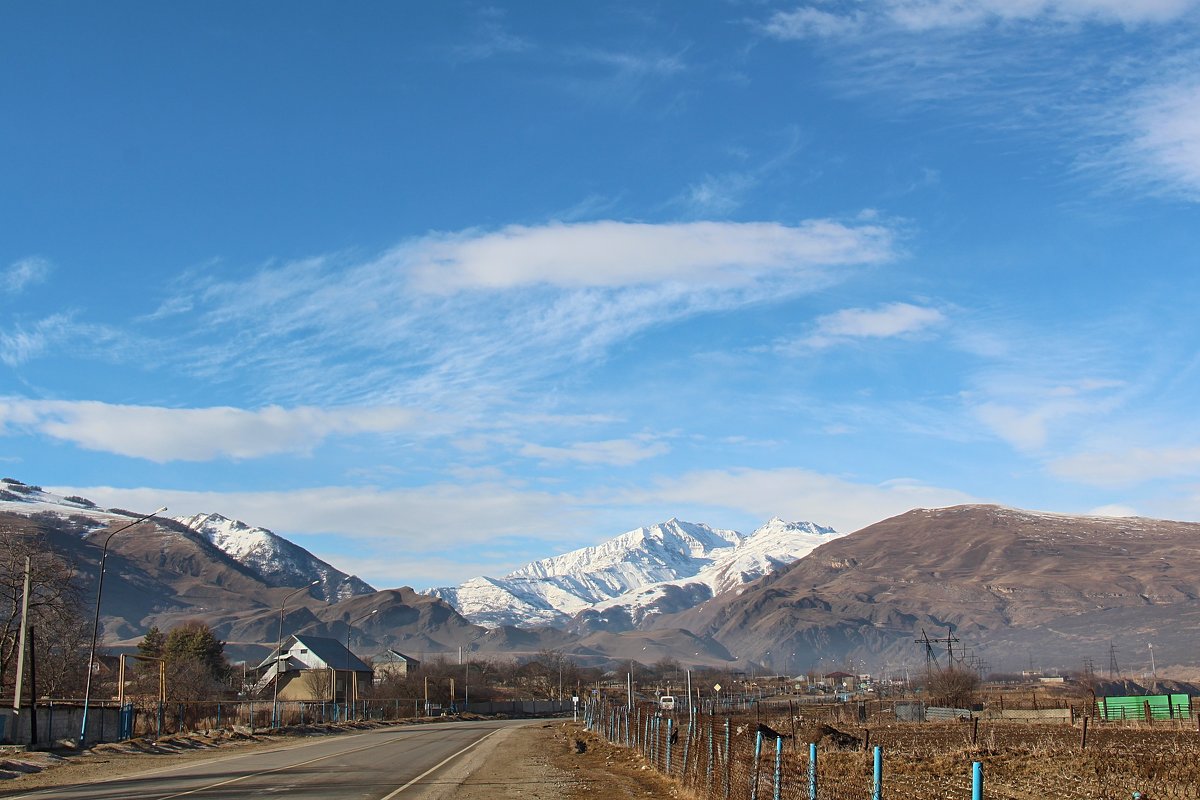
xmin=760 ymin=2 xmax=1200 ymax=199
xmin=520 ymin=436 xmax=670 ymax=466
xmin=2 ymin=257 xmax=52 ymax=294
xmin=160 ymin=219 xmax=897 ymax=410
xmin=970 ymin=377 xmax=1126 ymax=451
xmin=620 ymin=466 xmax=979 ymax=534
xmin=763 ymin=7 xmax=865 ymax=39
xmin=762 ymin=1 xmax=1200 ymax=39
xmin=49 ymin=482 xmax=590 ymax=549
xmin=407 ymin=220 xmax=892 ymax=291
xmin=0 ymin=399 xmax=424 ymax=462
xmin=0 ymin=313 xmax=123 ymax=367
xmin=449 ymin=7 xmax=529 ymax=61
xmin=569 ymin=47 xmax=687 ymax=79
xmin=1110 ymin=79 xmax=1200 ymax=199
xmin=1049 ymin=444 xmax=1200 ymax=487
xmin=674 ymin=127 xmax=806 ymax=216
xmin=788 ymin=301 xmax=944 ymax=351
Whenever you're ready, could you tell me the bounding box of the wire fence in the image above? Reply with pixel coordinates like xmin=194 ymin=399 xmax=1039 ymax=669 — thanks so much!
xmin=582 ymin=696 xmax=1200 ymax=799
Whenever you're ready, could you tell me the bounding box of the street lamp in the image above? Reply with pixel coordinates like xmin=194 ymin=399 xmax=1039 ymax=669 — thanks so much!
xmin=79 ymin=506 xmax=166 ymax=746
xmin=345 ymin=609 xmax=377 ymax=720
xmin=273 ymin=580 xmax=321 ymax=726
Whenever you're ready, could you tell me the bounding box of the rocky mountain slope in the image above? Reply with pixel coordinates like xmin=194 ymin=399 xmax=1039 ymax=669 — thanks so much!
xmin=0 ymin=482 xmax=741 ymax=667
xmin=175 ymin=512 xmax=374 ymax=602
xmin=429 ymin=517 xmax=838 ymax=628
xmin=667 ymin=505 xmax=1200 ymax=674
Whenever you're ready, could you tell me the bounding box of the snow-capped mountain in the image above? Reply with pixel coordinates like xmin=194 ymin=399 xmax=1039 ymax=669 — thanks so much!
xmin=174 ymin=512 xmax=375 ymax=602
xmin=0 ymin=480 xmax=374 ymax=603
xmin=429 ymin=517 xmax=838 ymax=629
xmin=579 ymin=517 xmax=838 ymax=631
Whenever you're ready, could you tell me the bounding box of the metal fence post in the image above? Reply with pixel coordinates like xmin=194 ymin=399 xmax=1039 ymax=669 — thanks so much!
xmin=667 ymin=717 xmax=674 ymax=773
xmin=873 ymin=746 xmax=882 ymax=800
xmin=773 ymin=735 xmax=783 ymax=800
xmin=972 ymin=761 xmax=983 ymax=800
xmin=809 ymin=742 xmax=818 ymax=800
xmin=750 ymin=730 xmax=762 ymax=799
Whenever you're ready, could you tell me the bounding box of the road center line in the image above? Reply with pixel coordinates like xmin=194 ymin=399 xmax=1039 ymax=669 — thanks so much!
xmin=378 ymin=729 xmax=501 ymax=799
xmin=152 ymin=733 xmax=420 ymax=800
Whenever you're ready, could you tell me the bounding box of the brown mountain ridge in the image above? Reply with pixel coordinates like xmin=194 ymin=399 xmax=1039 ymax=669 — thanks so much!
xmin=657 ymin=505 xmax=1200 ymax=674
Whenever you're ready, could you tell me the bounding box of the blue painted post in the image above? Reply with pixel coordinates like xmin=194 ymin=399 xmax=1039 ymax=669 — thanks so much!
xmin=808 ymin=742 xmax=818 ymax=800
xmin=873 ymin=746 xmax=883 ymax=800
xmin=724 ymin=719 xmax=732 ymax=800
xmin=750 ymin=730 xmax=763 ymax=799
xmin=972 ymin=761 xmax=983 ymax=800
xmin=773 ymin=735 xmax=783 ymax=800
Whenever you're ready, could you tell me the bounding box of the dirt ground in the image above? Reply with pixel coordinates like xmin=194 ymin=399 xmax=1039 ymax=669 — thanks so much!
xmin=0 ymin=720 xmax=680 ymax=799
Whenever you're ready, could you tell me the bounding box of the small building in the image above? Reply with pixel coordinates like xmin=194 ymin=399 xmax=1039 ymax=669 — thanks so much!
xmin=255 ymin=634 xmax=373 ymax=702
xmin=373 ymin=649 xmax=420 ymax=681
xmin=824 ymin=671 xmax=859 ymax=691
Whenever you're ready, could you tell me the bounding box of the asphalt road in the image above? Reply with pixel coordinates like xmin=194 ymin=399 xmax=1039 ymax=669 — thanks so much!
xmin=1 ymin=719 xmax=535 ymax=800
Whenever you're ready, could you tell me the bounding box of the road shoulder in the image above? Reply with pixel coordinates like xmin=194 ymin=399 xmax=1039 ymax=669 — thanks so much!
xmin=411 ymin=721 xmax=679 ymax=799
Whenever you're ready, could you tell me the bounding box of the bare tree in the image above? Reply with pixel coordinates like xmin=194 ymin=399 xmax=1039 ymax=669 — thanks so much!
xmin=0 ymin=523 xmax=85 ymax=696
xmin=300 ymin=668 xmax=333 ymax=700
xmin=923 ymin=666 xmax=981 ymax=708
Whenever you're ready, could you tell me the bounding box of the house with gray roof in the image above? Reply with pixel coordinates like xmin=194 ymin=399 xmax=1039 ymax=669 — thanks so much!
xmin=373 ymin=649 xmax=421 ymax=682
xmin=255 ymin=634 xmax=373 ymax=702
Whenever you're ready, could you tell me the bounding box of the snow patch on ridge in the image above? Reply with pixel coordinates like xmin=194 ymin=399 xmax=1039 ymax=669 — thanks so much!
xmin=175 ymin=512 xmax=375 ymax=602
xmin=429 ymin=516 xmax=839 ymax=628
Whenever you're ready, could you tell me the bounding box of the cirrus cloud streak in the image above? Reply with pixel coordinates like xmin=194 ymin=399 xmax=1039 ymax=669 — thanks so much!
xmin=0 ymin=398 xmax=424 ymax=462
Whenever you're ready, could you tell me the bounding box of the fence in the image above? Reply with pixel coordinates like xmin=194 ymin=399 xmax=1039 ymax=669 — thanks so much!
xmin=0 ymin=703 xmax=121 ymax=747
xmin=1099 ymin=694 xmax=1193 ymax=721
xmin=0 ymin=697 xmax=573 ymax=747
xmin=581 ymin=695 xmax=1200 ymax=799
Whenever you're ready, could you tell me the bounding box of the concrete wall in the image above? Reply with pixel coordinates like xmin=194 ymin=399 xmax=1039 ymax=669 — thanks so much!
xmin=0 ymin=705 xmax=121 ymax=746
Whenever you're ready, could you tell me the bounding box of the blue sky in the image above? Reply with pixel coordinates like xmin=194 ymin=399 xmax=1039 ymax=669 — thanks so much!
xmin=3 ymin=1 xmax=1199 ymax=589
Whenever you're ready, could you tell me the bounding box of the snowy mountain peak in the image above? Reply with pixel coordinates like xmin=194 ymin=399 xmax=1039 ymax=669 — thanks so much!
xmin=175 ymin=512 xmax=376 ymax=602
xmin=430 ymin=515 xmax=839 ymax=629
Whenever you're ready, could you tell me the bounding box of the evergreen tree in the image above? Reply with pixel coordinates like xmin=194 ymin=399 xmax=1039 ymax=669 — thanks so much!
xmin=164 ymin=621 xmax=229 ymax=681
xmin=137 ymin=626 xmax=165 ymax=660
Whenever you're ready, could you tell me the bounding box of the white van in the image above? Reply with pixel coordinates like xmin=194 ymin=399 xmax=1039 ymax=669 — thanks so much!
xmin=659 ymin=695 xmax=676 ymax=710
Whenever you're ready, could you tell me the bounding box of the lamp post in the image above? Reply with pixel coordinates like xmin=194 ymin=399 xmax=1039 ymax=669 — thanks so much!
xmin=273 ymin=580 xmax=320 ymax=727
xmin=345 ymin=609 xmax=377 ymax=720
xmin=79 ymin=506 xmax=166 ymax=746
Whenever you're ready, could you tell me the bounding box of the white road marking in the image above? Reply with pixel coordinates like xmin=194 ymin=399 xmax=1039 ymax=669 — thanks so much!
xmin=378 ymin=729 xmax=501 ymax=798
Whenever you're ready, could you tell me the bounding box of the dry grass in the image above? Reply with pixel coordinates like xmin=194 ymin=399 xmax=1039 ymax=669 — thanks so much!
xmin=589 ymin=702 xmax=1200 ymax=800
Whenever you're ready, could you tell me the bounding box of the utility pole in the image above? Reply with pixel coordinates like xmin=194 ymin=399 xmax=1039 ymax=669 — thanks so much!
xmin=12 ymin=557 xmax=30 ymax=714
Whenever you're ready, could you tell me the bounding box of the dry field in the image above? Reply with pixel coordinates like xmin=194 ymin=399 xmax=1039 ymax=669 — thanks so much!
xmin=593 ymin=703 xmax=1200 ymax=800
